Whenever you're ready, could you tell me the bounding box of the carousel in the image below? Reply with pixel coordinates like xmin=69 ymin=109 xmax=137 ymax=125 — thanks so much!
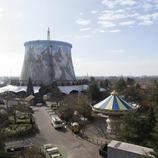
xmin=92 ymin=90 xmax=136 ymax=135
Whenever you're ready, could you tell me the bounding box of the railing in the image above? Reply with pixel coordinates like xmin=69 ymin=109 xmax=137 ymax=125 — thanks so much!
xmin=78 ymin=131 xmax=109 ymax=146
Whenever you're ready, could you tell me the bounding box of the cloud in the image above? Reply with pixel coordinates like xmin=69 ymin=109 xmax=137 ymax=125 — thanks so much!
xmin=99 ymin=29 xmax=106 ymax=33
xmin=98 ymin=21 xmax=116 ymax=27
xmin=137 ymin=14 xmax=151 ymax=21
xmin=137 ymin=12 xmax=158 ymax=25
xmin=91 ymin=10 xmax=98 ymax=14
xmin=97 ymin=10 xmax=126 ymax=27
xmin=152 ymin=12 xmax=158 ymax=20
xmin=119 ymin=20 xmax=135 ymax=26
xmin=142 ymin=3 xmax=153 ymax=11
xmin=76 ymin=1 xmax=158 ymax=33
xmin=139 ymin=20 xmax=153 ymax=26
xmin=110 ymin=29 xmax=121 ymax=32
xmin=76 ymin=18 xmax=90 ymax=25
xmin=79 ymin=27 xmax=91 ymax=31
xmin=102 ymin=0 xmax=136 ymax=8
xmin=98 ymin=10 xmax=126 ymax=21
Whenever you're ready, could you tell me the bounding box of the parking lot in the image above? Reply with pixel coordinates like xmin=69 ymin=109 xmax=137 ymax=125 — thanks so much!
xmin=32 ymin=106 xmax=101 ymax=158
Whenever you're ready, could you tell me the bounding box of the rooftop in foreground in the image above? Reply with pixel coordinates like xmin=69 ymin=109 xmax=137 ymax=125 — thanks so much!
xmin=108 ymin=140 xmax=153 ymax=155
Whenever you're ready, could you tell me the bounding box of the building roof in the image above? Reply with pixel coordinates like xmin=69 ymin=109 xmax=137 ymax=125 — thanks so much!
xmin=58 ymin=85 xmax=88 ymax=94
xmin=108 ymin=140 xmax=153 ymax=155
xmin=5 ymin=139 xmax=33 ymax=151
xmin=0 ymin=85 xmax=40 ymax=94
xmin=0 ymin=85 xmax=89 ymax=94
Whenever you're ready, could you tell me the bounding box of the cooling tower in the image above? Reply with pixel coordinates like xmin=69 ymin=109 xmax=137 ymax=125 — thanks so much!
xmin=20 ymin=40 xmax=76 ymax=85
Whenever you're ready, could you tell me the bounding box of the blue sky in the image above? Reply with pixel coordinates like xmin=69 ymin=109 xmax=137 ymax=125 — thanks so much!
xmin=0 ymin=0 xmax=158 ymax=76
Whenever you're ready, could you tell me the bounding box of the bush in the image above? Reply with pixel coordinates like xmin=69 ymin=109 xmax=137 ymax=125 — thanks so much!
xmin=0 ymin=151 xmax=11 ymax=158
xmin=3 ymin=123 xmax=37 ymax=139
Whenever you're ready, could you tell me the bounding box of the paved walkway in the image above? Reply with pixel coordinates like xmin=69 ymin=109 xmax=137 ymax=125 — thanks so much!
xmin=32 ymin=106 xmax=101 ymax=158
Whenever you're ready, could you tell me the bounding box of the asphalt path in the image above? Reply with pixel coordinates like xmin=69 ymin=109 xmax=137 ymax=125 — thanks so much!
xmin=32 ymin=106 xmax=101 ymax=158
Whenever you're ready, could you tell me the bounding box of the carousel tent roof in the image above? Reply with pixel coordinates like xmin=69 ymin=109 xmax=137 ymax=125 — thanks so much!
xmin=94 ymin=90 xmax=133 ymax=111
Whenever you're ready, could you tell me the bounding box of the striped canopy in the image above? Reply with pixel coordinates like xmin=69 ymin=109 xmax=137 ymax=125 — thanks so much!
xmin=94 ymin=91 xmax=133 ymax=111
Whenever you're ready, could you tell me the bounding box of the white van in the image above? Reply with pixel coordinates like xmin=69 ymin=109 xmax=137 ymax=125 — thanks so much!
xmin=51 ymin=115 xmax=64 ymax=129
xmin=43 ymin=144 xmax=53 ymax=150
xmin=46 ymin=147 xmax=61 ymax=158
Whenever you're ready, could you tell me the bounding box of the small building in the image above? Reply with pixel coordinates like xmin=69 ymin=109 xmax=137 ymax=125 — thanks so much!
xmin=108 ymin=140 xmax=153 ymax=158
xmin=5 ymin=139 xmax=33 ymax=152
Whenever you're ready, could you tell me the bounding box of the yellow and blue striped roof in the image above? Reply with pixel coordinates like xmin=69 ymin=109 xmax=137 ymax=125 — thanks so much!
xmin=94 ymin=90 xmax=133 ymax=111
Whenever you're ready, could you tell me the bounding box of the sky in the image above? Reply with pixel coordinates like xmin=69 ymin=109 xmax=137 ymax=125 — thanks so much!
xmin=0 ymin=0 xmax=158 ymax=77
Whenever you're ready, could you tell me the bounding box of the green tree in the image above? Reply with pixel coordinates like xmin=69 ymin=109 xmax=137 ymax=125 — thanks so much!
xmin=26 ymin=78 xmax=34 ymax=96
xmin=0 ymin=151 xmax=11 ymax=158
xmin=90 ymin=76 xmax=95 ymax=83
xmin=50 ymin=84 xmax=61 ymax=104
xmin=125 ymin=85 xmax=142 ymax=103
xmin=59 ymin=94 xmax=77 ymax=121
xmin=88 ymin=81 xmax=100 ymax=103
xmin=120 ymin=108 xmax=156 ymax=147
xmin=126 ymin=77 xmax=135 ymax=86
xmin=77 ymin=95 xmax=92 ymax=119
xmin=115 ymin=77 xmax=126 ymax=93
xmin=149 ymin=82 xmax=158 ymax=156
xmin=59 ymin=94 xmax=92 ymax=121
xmin=100 ymin=79 xmax=111 ymax=89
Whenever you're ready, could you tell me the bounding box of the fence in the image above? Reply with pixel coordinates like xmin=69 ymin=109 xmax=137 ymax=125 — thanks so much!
xmin=79 ymin=131 xmax=109 ymax=146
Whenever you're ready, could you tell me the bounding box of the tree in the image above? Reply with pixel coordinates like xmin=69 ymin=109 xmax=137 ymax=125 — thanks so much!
xmin=50 ymin=84 xmax=61 ymax=104
xmin=90 ymin=76 xmax=95 ymax=83
xmin=126 ymin=77 xmax=135 ymax=86
xmin=100 ymin=79 xmax=111 ymax=89
xmin=77 ymin=95 xmax=92 ymax=119
xmin=7 ymin=106 xmax=17 ymax=124
xmin=120 ymin=108 xmax=156 ymax=147
xmin=0 ymin=109 xmax=9 ymax=128
xmin=115 ymin=77 xmax=126 ymax=93
xmin=59 ymin=94 xmax=92 ymax=121
xmin=59 ymin=94 xmax=77 ymax=121
xmin=88 ymin=81 xmax=100 ymax=103
xmin=0 ymin=151 xmax=11 ymax=158
xmin=124 ymin=86 xmax=142 ymax=103
xmin=26 ymin=78 xmax=34 ymax=96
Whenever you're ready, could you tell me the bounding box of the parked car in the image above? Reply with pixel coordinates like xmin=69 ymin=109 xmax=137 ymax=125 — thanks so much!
xmin=46 ymin=147 xmax=62 ymax=158
xmin=51 ymin=115 xmax=64 ymax=129
xmin=36 ymin=102 xmax=44 ymax=107
xmin=43 ymin=144 xmax=53 ymax=150
xmin=49 ymin=111 xmax=56 ymax=116
xmin=43 ymin=144 xmax=62 ymax=158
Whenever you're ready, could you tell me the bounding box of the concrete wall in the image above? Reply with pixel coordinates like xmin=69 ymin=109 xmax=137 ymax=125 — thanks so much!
xmin=21 ymin=40 xmax=76 ymax=85
xmin=108 ymin=147 xmax=143 ymax=158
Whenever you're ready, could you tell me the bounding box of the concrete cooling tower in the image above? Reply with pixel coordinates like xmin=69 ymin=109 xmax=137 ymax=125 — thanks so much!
xmin=20 ymin=38 xmax=76 ymax=85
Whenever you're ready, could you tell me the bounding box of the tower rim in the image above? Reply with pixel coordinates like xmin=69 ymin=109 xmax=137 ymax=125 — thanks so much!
xmin=24 ymin=40 xmax=72 ymax=48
